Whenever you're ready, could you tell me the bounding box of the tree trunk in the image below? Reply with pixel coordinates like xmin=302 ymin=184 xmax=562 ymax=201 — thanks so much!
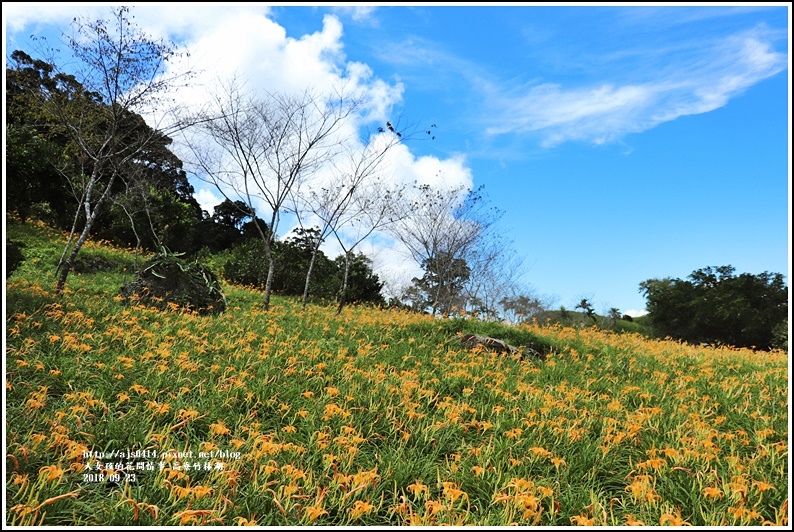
xmin=336 ymin=251 xmax=351 ymax=315
xmin=301 ymin=243 xmax=321 ymax=310
xmin=55 ymin=213 xmax=96 ymax=294
xmin=116 ymin=200 xmax=143 ymax=269
xmin=431 ymin=278 xmax=444 ymax=317
xmin=263 ymin=254 xmax=275 ymax=312
xmin=57 ymin=188 xmax=87 ymax=274
xmin=55 ymin=167 xmax=115 ymax=294
xmin=252 ymin=220 xmax=275 ymax=312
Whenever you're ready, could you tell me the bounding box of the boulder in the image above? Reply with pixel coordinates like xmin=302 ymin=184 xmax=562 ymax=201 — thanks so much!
xmin=459 ymin=333 xmax=545 ymax=361
xmin=120 ymin=250 xmax=226 ymax=315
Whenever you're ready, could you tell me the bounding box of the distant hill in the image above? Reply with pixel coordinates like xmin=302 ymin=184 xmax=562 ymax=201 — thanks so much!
xmin=532 ymin=309 xmax=654 ymax=338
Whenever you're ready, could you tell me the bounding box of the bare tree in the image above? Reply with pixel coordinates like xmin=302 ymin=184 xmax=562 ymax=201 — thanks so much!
xmin=291 ymin=126 xmax=409 ymax=311
xmin=329 ymin=177 xmax=406 ymax=314
xmin=110 ymin=177 xmax=156 ymax=268
xmin=463 ymin=237 xmax=525 ymax=320
xmin=24 ymin=7 xmax=193 ymax=293
xmin=500 ymin=288 xmax=553 ymax=325
xmin=389 ymin=183 xmax=502 ymax=316
xmin=186 ymin=79 xmax=359 ymax=310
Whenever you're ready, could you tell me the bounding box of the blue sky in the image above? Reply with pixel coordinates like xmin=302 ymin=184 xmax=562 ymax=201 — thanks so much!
xmin=4 ymin=4 xmax=790 ymax=316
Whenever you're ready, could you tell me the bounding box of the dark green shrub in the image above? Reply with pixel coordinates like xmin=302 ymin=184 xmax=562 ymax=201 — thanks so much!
xmin=223 ymin=239 xmax=269 ymax=288
xmin=6 ymin=240 xmax=25 ymax=278
xmin=73 ymin=255 xmax=118 ymax=274
xmin=771 ymin=319 xmax=788 ymax=352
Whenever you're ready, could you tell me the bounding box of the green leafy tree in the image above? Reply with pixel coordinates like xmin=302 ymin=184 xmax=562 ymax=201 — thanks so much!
xmin=6 ymin=51 xmax=82 ymax=226
xmin=190 ymin=201 xmax=268 ymax=255
xmin=222 ymin=238 xmax=269 ymax=288
xmin=575 ymin=298 xmax=598 ymax=325
xmin=211 ymin=199 xmax=252 ymax=231
xmin=222 ymin=228 xmax=336 ymax=298
xmin=8 ymin=47 xmax=203 ymax=256
xmin=293 ymin=126 xmax=405 ymax=312
xmin=222 ymin=231 xmax=383 ymax=307
xmin=272 ymin=228 xmax=337 ymax=299
xmin=96 ymin=111 xmax=203 ymax=254
xmin=499 ymin=293 xmax=548 ymax=324
xmin=411 ymin=251 xmax=471 ymax=316
xmin=640 ymin=265 xmax=787 ymax=350
xmin=334 ymin=253 xmax=385 ymax=306
xmin=606 ymin=307 xmax=622 ymax=328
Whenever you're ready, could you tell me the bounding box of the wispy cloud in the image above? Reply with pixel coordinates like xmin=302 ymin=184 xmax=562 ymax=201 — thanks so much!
xmin=330 ymin=5 xmax=378 ymax=24
xmin=484 ymin=29 xmax=787 ymax=147
xmin=614 ymin=6 xmax=781 ymax=30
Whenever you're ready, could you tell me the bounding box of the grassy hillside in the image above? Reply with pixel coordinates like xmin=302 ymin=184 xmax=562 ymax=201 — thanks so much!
xmin=5 ymin=218 xmax=789 ymax=526
xmin=534 ymin=309 xmax=655 ymax=338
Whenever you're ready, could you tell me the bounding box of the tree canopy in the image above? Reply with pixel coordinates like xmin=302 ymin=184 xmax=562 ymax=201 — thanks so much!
xmin=640 ymin=265 xmax=788 ymax=350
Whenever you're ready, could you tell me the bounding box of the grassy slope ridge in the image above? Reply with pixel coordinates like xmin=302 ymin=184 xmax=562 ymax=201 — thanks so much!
xmin=5 ymin=219 xmax=789 ymax=526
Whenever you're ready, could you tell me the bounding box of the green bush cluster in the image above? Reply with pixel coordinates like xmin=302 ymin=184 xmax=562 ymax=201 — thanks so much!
xmin=222 ymin=235 xmax=384 ymax=306
xmin=5 ymin=240 xmax=25 ymax=278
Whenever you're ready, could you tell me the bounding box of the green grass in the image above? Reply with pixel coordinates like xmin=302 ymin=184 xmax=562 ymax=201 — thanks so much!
xmin=5 ymin=218 xmax=789 ymax=526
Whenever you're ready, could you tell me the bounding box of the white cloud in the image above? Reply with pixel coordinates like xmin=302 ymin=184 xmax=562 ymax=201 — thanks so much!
xmin=2 ymin=3 xmax=104 ymax=34
xmin=162 ymin=10 xmax=391 ymax=117
xmin=624 ymin=309 xmax=649 ymax=318
xmin=485 ymin=30 xmax=786 ymax=147
xmin=145 ymin=6 xmax=473 ymax=290
xmin=3 ymin=6 xmax=398 ymax=125
xmin=382 ymin=143 xmax=473 ymax=191
xmin=368 ymin=244 xmax=424 ymax=301
xmin=154 ymin=10 xmax=406 ymax=141
xmin=194 ymin=188 xmax=222 ymax=215
xmin=132 ymin=5 xmax=270 ymax=44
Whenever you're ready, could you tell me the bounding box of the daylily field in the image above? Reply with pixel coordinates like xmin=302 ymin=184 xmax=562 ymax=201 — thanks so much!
xmin=5 ymin=219 xmax=789 ymax=526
